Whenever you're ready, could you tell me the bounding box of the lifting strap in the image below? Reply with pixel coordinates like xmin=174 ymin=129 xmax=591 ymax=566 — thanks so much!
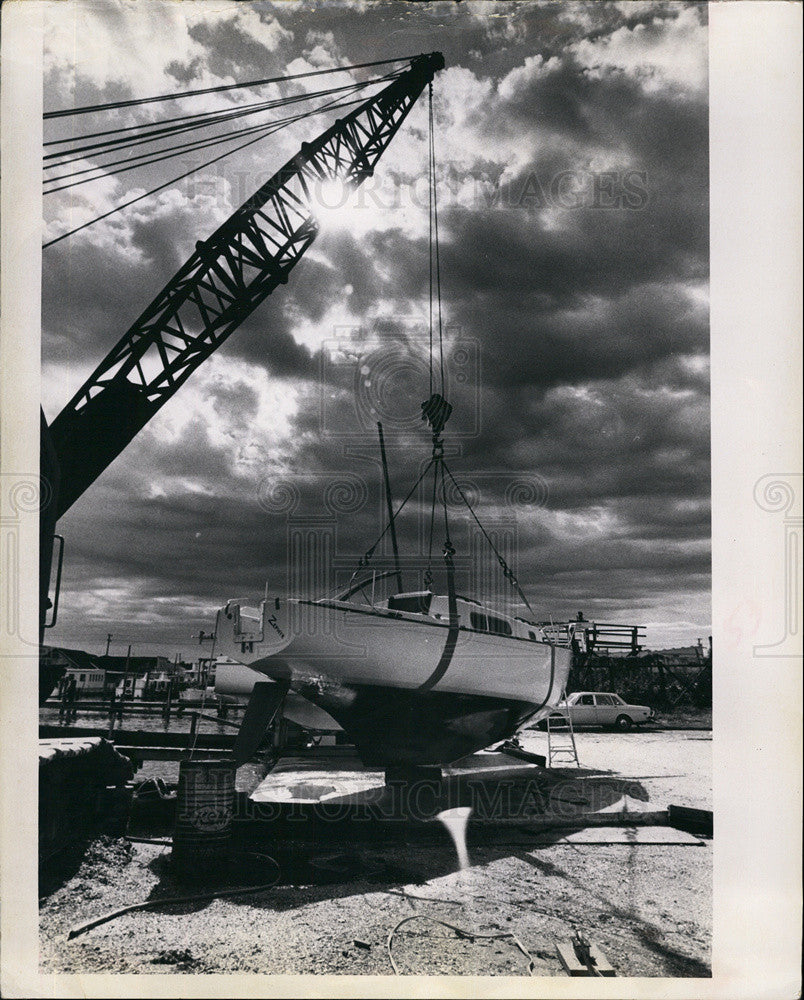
xmin=417 ymin=462 xmax=459 ymax=693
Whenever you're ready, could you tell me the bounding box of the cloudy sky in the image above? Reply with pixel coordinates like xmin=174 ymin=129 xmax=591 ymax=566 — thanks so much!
xmin=41 ymin=0 xmax=710 ymax=659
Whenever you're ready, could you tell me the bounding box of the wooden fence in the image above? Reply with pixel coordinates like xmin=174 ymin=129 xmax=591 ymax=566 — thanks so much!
xmin=568 ymin=654 xmax=712 ymax=710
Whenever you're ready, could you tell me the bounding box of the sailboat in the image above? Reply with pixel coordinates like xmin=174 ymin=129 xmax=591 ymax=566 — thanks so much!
xmin=214 ymin=578 xmax=573 ymax=767
xmin=213 ymin=389 xmax=574 ymax=767
xmin=212 ymin=82 xmax=574 ymax=769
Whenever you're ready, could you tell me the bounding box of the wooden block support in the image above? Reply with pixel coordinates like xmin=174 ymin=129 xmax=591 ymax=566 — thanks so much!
xmin=668 ymin=804 xmax=713 ymax=836
xmin=556 ymin=941 xmax=616 ymax=976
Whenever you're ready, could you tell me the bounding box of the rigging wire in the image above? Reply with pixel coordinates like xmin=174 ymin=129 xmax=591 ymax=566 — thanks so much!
xmin=42 ymin=81 xmax=379 ymax=248
xmin=441 ymin=461 xmax=536 ymax=616
xmin=44 ymin=74 xmax=397 ymax=165
xmin=428 ymin=84 xmax=434 ymax=398
xmin=44 ymin=120 xmax=288 ymax=248
xmin=44 ymin=94 xmax=289 ymax=147
xmin=346 ymin=459 xmax=435 ymax=588
xmin=43 ymin=85 xmax=378 ymax=194
xmin=43 ymin=55 xmax=416 ymax=119
xmin=430 ymin=84 xmax=445 ymax=395
xmin=45 ymin=117 xmax=289 ymax=192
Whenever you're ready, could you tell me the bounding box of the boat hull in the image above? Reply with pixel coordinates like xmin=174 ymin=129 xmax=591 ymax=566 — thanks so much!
xmin=216 ymin=597 xmax=572 ymax=766
xmin=292 ymin=683 xmax=552 ymax=766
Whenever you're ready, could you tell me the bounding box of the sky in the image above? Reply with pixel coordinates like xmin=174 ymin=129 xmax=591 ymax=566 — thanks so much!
xmin=41 ymin=0 xmax=710 ymax=659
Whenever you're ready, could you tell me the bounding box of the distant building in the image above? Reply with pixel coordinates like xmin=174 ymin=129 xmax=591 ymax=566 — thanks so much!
xmin=97 ymin=654 xmax=176 ymax=676
xmin=94 ymin=654 xmax=171 ymax=699
xmin=41 ymin=646 xmax=108 ymax=697
xmin=182 ymin=657 xmax=215 ymax=689
xmin=41 ymin=648 xmax=230 ymax=701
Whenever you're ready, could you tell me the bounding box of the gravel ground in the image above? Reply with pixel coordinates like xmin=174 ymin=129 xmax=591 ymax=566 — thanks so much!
xmin=518 ymin=728 xmax=712 ymax=810
xmin=39 ymin=728 xmax=712 ymax=978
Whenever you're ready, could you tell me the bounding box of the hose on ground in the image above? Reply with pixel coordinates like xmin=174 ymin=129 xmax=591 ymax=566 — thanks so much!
xmin=67 ymin=854 xmax=280 ymax=940
xmin=386 ymin=913 xmax=536 ymax=975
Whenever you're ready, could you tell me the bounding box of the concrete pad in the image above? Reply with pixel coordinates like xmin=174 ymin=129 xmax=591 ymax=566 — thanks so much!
xmin=250 ymin=766 xmax=385 ymax=804
xmin=596 ymin=792 xmax=660 ymax=814
xmin=246 ymin=750 xmax=668 ymax=831
xmin=531 ymin=825 xmax=705 ymax=845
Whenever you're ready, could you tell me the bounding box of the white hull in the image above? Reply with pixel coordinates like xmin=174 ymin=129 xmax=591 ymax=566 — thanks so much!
xmin=217 ymin=598 xmax=569 ymax=707
xmin=214 ymin=591 xmax=572 ymax=765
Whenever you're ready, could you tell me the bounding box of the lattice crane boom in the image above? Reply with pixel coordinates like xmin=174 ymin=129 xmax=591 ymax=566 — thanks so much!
xmin=48 ymin=52 xmax=444 ymax=520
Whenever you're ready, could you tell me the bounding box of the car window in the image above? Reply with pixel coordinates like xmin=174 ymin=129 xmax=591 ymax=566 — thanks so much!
xmin=612 ymin=695 xmax=625 ymax=704
xmin=596 ymin=695 xmax=614 ymax=705
xmin=578 ymin=694 xmax=595 ymax=705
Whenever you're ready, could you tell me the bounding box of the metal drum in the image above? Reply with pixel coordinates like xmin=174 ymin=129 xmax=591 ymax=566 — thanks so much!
xmin=172 ymin=759 xmax=235 ymax=876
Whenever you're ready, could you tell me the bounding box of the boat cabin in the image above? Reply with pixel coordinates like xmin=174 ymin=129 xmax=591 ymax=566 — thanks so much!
xmin=383 ymin=591 xmax=545 ymax=642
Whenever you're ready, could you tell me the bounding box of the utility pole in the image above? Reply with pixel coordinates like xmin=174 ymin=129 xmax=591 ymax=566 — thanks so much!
xmin=121 ymin=643 xmax=132 ymax=714
xmin=105 ymin=633 xmax=112 ymax=656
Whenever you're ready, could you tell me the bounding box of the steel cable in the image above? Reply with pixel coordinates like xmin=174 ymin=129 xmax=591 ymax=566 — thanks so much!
xmin=44 ymin=55 xmax=415 ymax=118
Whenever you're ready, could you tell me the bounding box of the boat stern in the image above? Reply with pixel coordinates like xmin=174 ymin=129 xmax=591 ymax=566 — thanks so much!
xmin=214 ymin=592 xmax=294 ymax=664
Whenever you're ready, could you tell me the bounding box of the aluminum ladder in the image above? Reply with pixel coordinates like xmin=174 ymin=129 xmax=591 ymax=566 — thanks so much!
xmin=547 ymin=689 xmax=580 ymax=767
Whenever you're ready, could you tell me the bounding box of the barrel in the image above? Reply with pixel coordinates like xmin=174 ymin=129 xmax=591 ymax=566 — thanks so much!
xmin=172 ymin=759 xmax=236 ymax=876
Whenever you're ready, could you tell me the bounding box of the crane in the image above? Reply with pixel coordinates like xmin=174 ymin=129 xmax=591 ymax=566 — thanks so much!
xmin=39 ymin=52 xmax=445 ymax=671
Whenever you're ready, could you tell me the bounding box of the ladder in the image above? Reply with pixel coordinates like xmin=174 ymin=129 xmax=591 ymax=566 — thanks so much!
xmin=546 ymin=689 xmax=580 ymax=767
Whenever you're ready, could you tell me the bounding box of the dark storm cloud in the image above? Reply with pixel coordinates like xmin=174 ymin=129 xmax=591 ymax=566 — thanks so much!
xmin=185 ymin=12 xmax=292 ymax=78
xmin=450 ymin=280 xmax=708 ymax=389
xmin=43 ymin=2 xmax=712 ymax=651
xmin=215 ymin=269 xmax=319 ymax=377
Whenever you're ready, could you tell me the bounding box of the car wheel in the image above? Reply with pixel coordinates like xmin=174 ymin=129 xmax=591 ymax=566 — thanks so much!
xmin=615 ymin=714 xmax=633 ymax=731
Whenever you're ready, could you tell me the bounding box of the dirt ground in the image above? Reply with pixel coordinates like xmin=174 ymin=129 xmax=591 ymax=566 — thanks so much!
xmin=39 ymin=728 xmax=712 ymax=978
xmin=521 ymin=727 xmax=712 ymax=811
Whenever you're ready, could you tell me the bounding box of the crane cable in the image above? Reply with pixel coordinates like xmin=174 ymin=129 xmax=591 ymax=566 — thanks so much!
xmin=430 ymin=81 xmax=445 ymax=397
xmin=329 ymin=77 xmax=534 ymax=620
xmin=43 ymin=55 xmax=416 ymax=118
xmin=423 ymin=84 xmax=534 ymax=617
xmin=44 ymin=78 xmax=393 ymax=195
xmin=424 ymin=80 xmax=446 ymax=587
xmin=42 ymin=75 xmax=390 ymax=249
xmin=43 ymin=73 xmax=400 ymax=173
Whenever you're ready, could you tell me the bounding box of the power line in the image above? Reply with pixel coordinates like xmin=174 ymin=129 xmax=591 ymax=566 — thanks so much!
xmin=44 ymin=56 xmax=415 ymax=119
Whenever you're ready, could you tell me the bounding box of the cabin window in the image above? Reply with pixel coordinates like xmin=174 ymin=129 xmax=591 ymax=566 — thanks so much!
xmin=79 ymin=673 xmax=86 ymax=682
xmin=528 ymin=630 xmax=537 ymax=641
xmin=388 ymin=593 xmax=433 ymax=614
xmin=486 ymin=615 xmax=512 ymax=636
xmin=470 ymin=612 xmax=487 ymax=631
